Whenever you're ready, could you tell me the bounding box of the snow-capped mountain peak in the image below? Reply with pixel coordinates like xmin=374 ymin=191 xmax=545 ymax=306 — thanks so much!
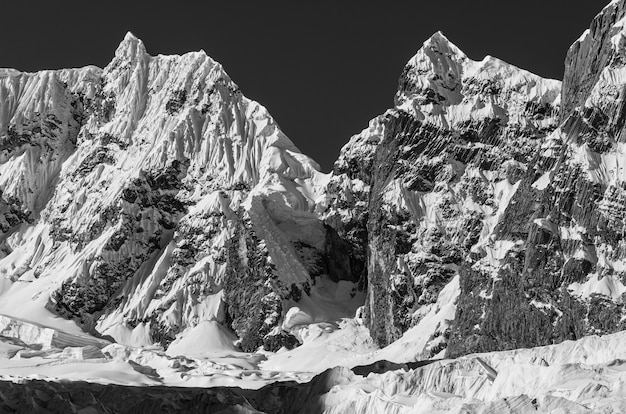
xmin=0 ymin=34 xmax=331 ymax=358
xmin=396 ymin=31 xmax=466 ymax=108
xmin=419 ymin=30 xmax=468 ymax=63
xmin=395 ymin=31 xmax=560 ymax=133
xmin=113 ymin=31 xmax=148 ymax=62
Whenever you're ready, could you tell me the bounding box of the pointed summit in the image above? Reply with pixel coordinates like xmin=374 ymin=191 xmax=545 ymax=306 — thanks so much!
xmin=396 ymin=32 xmax=467 ymax=105
xmin=403 ymin=31 xmax=467 ymax=76
xmin=104 ymin=30 xmax=150 ymax=83
xmin=417 ymin=31 xmax=467 ymax=61
xmin=424 ymin=31 xmax=462 ymax=50
xmin=113 ymin=31 xmax=148 ymax=63
xmin=123 ymin=31 xmax=140 ymax=42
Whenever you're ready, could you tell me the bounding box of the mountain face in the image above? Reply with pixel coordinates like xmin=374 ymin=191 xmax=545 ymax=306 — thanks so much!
xmin=320 ymin=32 xmax=562 ymax=357
xmin=1 ymin=0 xmax=626 ymax=400
xmin=0 ymin=33 xmax=357 ymax=354
xmin=319 ymin=0 xmax=626 ymax=360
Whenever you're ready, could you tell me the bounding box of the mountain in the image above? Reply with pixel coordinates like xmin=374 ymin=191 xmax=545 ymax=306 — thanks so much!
xmin=0 ymin=32 xmax=355 ymax=354
xmin=2 ymin=1 xmax=626 ymax=412
xmin=320 ymin=0 xmax=626 ymax=361
xmin=320 ymin=30 xmax=562 ymax=358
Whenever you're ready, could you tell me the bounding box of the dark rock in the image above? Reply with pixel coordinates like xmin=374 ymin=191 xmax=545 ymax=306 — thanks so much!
xmin=165 ymin=89 xmax=187 ymax=115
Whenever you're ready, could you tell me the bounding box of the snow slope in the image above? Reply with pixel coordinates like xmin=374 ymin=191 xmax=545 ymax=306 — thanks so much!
xmin=2 ymin=311 xmax=626 ymax=413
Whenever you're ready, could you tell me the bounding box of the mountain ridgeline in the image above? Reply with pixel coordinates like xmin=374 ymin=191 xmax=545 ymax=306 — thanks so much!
xmin=0 ymin=1 xmax=626 ymax=361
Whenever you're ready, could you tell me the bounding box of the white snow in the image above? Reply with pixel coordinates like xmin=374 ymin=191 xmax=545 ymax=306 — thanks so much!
xmin=559 ymin=223 xmax=585 ymax=241
xmin=572 ymin=143 xmax=626 ymax=185
xmin=397 ymin=31 xmax=561 ymax=133
xmin=165 ymin=320 xmax=238 ymax=358
xmin=577 ymin=28 xmax=591 ymax=43
xmin=568 ymin=274 xmax=626 ymax=301
xmin=308 ymin=329 xmax=626 ymax=412
xmin=531 ymin=170 xmax=552 ymax=190
xmin=3 ymin=310 xmax=626 ymax=412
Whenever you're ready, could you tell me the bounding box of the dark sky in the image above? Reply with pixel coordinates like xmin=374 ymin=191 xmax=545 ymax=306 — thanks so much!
xmin=1 ymin=1 xmax=605 ymax=172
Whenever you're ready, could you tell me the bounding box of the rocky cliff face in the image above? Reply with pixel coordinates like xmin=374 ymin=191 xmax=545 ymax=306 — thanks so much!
xmin=320 ymin=32 xmax=562 ymax=356
xmin=447 ymin=0 xmax=626 ymax=357
xmin=318 ymin=0 xmax=626 ymax=359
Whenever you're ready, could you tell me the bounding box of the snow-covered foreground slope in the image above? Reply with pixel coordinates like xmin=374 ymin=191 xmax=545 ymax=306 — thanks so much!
xmin=2 ymin=311 xmax=626 ymax=412
xmin=314 ymin=332 xmax=626 ymax=413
